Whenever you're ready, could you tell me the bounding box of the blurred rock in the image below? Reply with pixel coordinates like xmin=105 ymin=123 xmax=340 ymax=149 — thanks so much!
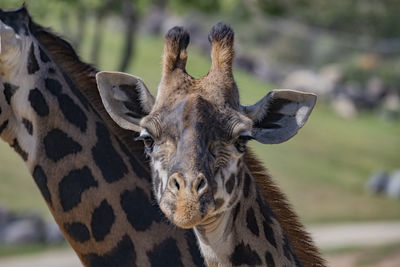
xmin=331 ymin=94 xmax=358 ymax=118
xmin=366 ymin=171 xmax=389 ymax=194
xmin=366 ymin=77 xmax=386 ymax=99
xmin=0 ymin=204 xmax=65 ymax=245
xmin=2 ymin=214 xmax=46 ymax=245
xmin=381 ymin=92 xmax=400 ymax=121
xmin=282 ymin=65 xmax=342 ymax=97
xmin=319 ymin=64 xmax=343 ymax=94
xmin=235 ymin=54 xmax=256 ymax=73
xmin=282 ymin=70 xmax=320 ymax=93
xmin=44 ymin=220 xmax=65 ymax=244
xmin=0 ymin=204 xmax=10 ymax=228
xmin=254 ymin=61 xmax=285 ymax=84
xmin=386 ymin=171 xmax=400 ymax=198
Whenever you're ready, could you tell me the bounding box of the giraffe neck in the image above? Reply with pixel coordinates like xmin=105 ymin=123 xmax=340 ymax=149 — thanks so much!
xmin=194 ymin=167 xmax=300 ymax=267
xmin=0 ymin=25 xmax=204 ymax=266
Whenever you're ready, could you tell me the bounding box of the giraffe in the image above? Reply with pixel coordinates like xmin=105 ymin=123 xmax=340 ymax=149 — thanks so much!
xmin=0 ymin=6 xmax=205 ymax=267
xmin=97 ymin=23 xmax=326 ymax=266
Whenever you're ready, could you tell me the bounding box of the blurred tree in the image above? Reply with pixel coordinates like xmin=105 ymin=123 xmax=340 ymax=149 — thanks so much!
xmin=52 ymin=0 xmax=139 ymax=71
xmin=56 ymin=0 xmax=88 ymax=51
xmin=119 ymin=0 xmax=137 ymax=71
xmin=169 ymin=0 xmax=220 ymax=13
xmin=257 ymin=0 xmax=400 ymax=39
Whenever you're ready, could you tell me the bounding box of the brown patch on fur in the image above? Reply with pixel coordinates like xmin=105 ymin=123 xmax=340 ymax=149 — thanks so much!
xmin=215 ymin=198 xmax=225 ymax=210
xmin=245 ymin=149 xmax=326 ymax=266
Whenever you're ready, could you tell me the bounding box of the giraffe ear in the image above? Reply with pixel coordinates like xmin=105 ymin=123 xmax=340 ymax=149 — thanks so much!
xmin=96 ymin=71 xmax=155 ymax=132
xmin=241 ymin=89 xmax=316 ymax=144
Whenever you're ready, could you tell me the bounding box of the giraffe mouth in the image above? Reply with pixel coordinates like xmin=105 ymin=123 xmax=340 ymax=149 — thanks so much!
xmin=160 ymin=191 xmax=216 ymax=229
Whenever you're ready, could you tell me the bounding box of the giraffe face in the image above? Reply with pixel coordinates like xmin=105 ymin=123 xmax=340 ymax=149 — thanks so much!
xmin=139 ymin=93 xmax=253 ymax=228
xmin=97 ymin=23 xmax=317 ymax=230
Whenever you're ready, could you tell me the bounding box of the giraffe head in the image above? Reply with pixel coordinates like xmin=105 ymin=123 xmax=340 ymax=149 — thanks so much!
xmin=97 ymin=23 xmax=316 ymax=229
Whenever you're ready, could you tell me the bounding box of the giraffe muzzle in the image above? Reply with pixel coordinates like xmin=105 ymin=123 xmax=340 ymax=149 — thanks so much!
xmin=160 ymin=172 xmax=215 ymax=229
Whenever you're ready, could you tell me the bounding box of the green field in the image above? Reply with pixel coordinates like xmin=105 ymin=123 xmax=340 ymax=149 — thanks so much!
xmin=0 ymin=16 xmax=399 ymax=224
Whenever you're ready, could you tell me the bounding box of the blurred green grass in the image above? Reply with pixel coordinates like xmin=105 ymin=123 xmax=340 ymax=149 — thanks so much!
xmin=0 ymin=16 xmax=399 ymax=224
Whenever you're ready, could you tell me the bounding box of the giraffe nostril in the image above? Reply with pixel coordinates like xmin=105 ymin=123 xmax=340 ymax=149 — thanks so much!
xmin=174 ymin=178 xmax=180 ymax=191
xmin=168 ymin=174 xmax=184 ymax=193
xmin=196 ymin=177 xmax=206 ymax=192
xmin=194 ymin=175 xmax=208 ymax=195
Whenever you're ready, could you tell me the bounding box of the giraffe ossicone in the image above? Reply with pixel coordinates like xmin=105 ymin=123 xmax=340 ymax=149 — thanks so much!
xmin=97 ymin=23 xmax=325 ymax=266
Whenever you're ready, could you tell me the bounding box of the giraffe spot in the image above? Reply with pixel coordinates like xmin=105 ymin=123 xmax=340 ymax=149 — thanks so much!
xmin=117 ymin=138 xmax=151 ymax=181
xmin=265 ymin=251 xmax=275 ymax=267
xmin=64 ymin=222 xmax=90 ymax=243
xmin=225 ymin=174 xmax=235 ymax=194
xmin=120 ymin=187 xmax=161 ymax=231
xmin=91 ymin=200 xmax=115 ymax=242
xmin=44 ymin=129 xmax=82 ymax=162
xmin=243 ymin=173 xmax=251 ymax=198
xmin=58 ymin=94 xmax=88 ymax=132
xmin=82 ymin=235 xmax=136 ymax=267
xmin=44 ymin=78 xmax=62 ymax=96
xmin=92 ymin=122 xmax=128 ymax=183
xmin=3 ymin=83 xmax=19 ymax=105
xmin=44 ymin=78 xmax=88 ymax=132
xmin=232 ymin=202 xmax=241 ymax=224
xmin=32 ymin=165 xmax=52 ymax=205
xmin=59 ymin=166 xmax=98 ymax=212
xmin=256 ymin=191 xmax=274 ymax=224
xmin=230 ymin=242 xmax=262 ymax=266
xmin=246 ymin=207 xmax=259 ymax=237
xmin=0 ymin=120 xmax=9 ymax=136
xmin=237 ymin=168 xmax=244 ymax=186
xmin=147 ymin=238 xmax=184 ymax=267
xmin=282 ymin=235 xmax=299 ymax=264
xmin=28 ymin=88 xmax=49 ymax=117
xmin=263 ymin=221 xmax=277 ymax=248
xmin=62 ymin=71 xmax=90 ymax=110
xmin=11 ymin=139 xmax=28 ymax=161
xmin=27 ymin=43 xmax=40 ymax=74
xmin=22 ymin=118 xmax=33 ymax=135
xmin=48 ymin=67 xmax=56 ymax=74
xmin=39 ymin=46 xmax=50 ymax=63
xmin=215 ymin=198 xmax=225 ymax=210
xmin=185 ymin=230 xmax=206 ymax=267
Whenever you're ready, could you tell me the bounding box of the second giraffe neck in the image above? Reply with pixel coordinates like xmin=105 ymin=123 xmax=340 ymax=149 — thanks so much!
xmin=194 ymin=168 xmax=300 ymax=267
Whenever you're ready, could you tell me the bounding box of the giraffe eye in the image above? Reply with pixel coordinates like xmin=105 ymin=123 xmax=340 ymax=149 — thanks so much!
xmin=234 ymin=135 xmax=253 ymax=153
xmin=136 ymin=134 xmax=155 ymax=151
xmin=143 ymin=136 xmax=154 ymax=148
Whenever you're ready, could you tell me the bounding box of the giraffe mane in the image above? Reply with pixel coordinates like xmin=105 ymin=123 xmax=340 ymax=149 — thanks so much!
xmin=29 ymin=22 xmax=146 ymax=159
xmin=245 ymin=149 xmax=326 ymax=266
